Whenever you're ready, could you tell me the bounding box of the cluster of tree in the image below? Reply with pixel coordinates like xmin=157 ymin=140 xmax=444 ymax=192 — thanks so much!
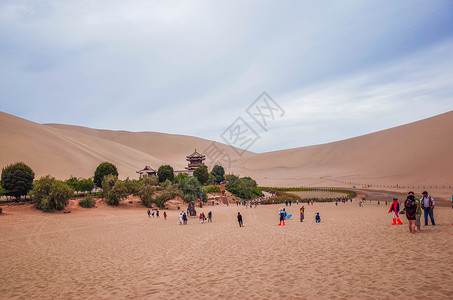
xmin=225 ymin=175 xmax=261 ymax=199
xmin=64 ymin=177 xmax=95 ymax=194
xmin=0 ymin=160 xmax=233 ymax=212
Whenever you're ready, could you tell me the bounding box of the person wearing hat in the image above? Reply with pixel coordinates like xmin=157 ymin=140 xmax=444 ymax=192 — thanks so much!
xmin=388 ymin=197 xmax=403 ymax=225
xmin=420 ymin=191 xmax=435 ymax=226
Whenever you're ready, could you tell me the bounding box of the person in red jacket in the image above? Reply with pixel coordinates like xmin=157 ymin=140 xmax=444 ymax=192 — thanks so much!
xmin=388 ymin=197 xmax=403 ymax=225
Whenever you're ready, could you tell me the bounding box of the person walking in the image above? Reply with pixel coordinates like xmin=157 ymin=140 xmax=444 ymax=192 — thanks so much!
xmin=300 ymin=206 xmax=305 ymax=222
xmin=420 ymin=191 xmax=435 ymax=226
xmin=152 ymin=210 xmax=155 ymax=218
xmin=163 ymin=211 xmax=167 ymax=220
xmin=208 ymin=211 xmax=212 ymax=223
xmin=388 ymin=197 xmax=403 ymax=225
xmin=404 ymin=195 xmax=418 ymax=234
xmin=199 ymin=213 xmax=204 ymax=224
xmin=156 ymin=210 xmax=159 ymax=218
xmin=237 ymin=212 xmax=243 ymax=227
xmin=183 ymin=212 xmax=187 ymax=225
xmin=279 ymin=208 xmax=286 ymax=226
xmin=178 ymin=213 xmax=183 ymax=225
xmin=408 ymin=192 xmax=421 ymax=231
xmin=147 ymin=209 xmax=151 ymax=218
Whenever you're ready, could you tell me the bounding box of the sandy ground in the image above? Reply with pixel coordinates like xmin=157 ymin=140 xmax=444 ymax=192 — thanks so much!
xmin=1 ymin=201 xmax=452 ymax=300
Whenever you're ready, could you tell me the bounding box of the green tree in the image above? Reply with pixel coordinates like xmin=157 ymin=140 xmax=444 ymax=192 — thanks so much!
xmin=0 ymin=184 xmax=7 ymax=197
xmin=101 ymin=175 xmax=128 ymax=206
xmin=193 ymin=165 xmax=209 ymax=185
xmin=30 ymin=175 xmax=74 ymax=212
xmin=77 ymin=178 xmax=95 ymax=194
xmin=157 ymin=165 xmax=174 ymax=183
xmin=64 ymin=177 xmax=79 ymax=191
xmin=174 ymin=172 xmax=189 ymax=185
xmin=137 ymin=176 xmax=158 ymax=207
xmin=178 ymin=176 xmax=202 ymax=202
xmin=1 ymin=162 xmax=35 ymax=200
xmin=94 ymin=162 xmax=118 ymax=188
xmin=211 ymin=165 xmax=225 ymax=183
xmin=225 ymin=174 xmax=238 ymax=183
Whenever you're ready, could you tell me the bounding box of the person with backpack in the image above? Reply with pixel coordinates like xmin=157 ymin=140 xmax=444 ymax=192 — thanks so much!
xmin=404 ymin=195 xmax=418 ymax=234
xmin=388 ymin=197 xmax=403 ymax=225
xmin=420 ymin=191 xmax=435 ymax=226
xmin=408 ymin=191 xmax=422 ymax=231
xmin=237 ymin=212 xmax=243 ymax=227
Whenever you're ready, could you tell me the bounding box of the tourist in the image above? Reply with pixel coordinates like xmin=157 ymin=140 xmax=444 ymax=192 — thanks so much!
xmin=208 ymin=211 xmax=212 ymax=223
xmin=285 ymin=200 xmax=288 ymax=206
xmin=147 ymin=209 xmax=151 ymax=218
xmin=289 ymin=200 xmax=292 ymax=206
xmin=315 ymin=213 xmax=321 ymax=223
xmin=388 ymin=197 xmax=403 ymax=225
xmin=300 ymin=206 xmax=305 ymax=222
xmin=408 ymin=191 xmax=421 ymax=231
xmin=404 ymin=194 xmax=418 ymax=234
xmin=279 ymin=208 xmax=286 ymax=226
xmin=163 ymin=211 xmax=167 ymax=220
xmin=183 ymin=212 xmax=187 ymax=225
xmin=178 ymin=213 xmax=183 ymax=225
xmin=156 ymin=210 xmax=159 ymax=218
xmin=420 ymin=191 xmax=435 ymax=226
xmin=199 ymin=213 xmax=204 ymax=224
xmin=296 ymin=199 xmax=299 ymax=205
xmin=152 ymin=210 xmax=155 ymax=217
xmin=237 ymin=212 xmax=243 ymax=227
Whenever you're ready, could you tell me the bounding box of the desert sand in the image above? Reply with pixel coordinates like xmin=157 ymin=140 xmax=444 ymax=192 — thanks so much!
xmin=1 ymin=201 xmax=452 ymax=299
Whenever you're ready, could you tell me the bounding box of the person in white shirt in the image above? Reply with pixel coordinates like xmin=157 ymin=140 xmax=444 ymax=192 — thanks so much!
xmin=420 ymin=191 xmax=435 ymax=226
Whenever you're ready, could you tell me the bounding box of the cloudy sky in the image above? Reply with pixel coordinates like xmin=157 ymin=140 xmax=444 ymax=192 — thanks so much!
xmin=1 ymin=0 xmax=453 ymax=153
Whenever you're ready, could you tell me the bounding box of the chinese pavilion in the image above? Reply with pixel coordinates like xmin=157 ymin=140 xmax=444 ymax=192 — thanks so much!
xmin=136 ymin=165 xmax=157 ymax=178
xmin=185 ymin=149 xmax=206 ymax=171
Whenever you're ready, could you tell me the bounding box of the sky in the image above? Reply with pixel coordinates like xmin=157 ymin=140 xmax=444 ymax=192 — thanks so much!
xmin=1 ymin=0 xmax=453 ymax=153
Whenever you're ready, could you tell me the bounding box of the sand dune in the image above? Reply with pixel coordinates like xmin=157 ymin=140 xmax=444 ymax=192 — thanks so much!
xmin=232 ymin=111 xmax=453 ymax=189
xmin=0 ymin=112 xmax=251 ymax=179
xmin=1 ymin=110 xmax=453 ymax=190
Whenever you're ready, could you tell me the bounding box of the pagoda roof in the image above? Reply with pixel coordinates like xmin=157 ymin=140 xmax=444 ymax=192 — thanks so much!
xmin=136 ymin=165 xmax=157 ymax=173
xmin=186 ymin=149 xmax=205 ymax=159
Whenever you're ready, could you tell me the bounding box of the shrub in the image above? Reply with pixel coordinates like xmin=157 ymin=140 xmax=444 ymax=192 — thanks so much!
xmin=157 ymin=165 xmax=174 ymax=183
xmin=77 ymin=178 xmax=95 ymax=194
xmin=204 ymin=185 xmax=221 ymax=194
xmin=174 ymin=172 xmax=189 ymax=185
xmin=155 ymin=180 xmax=182 ymax=208
xmin=94 ymin=162 xmax=118 ymax=187
xmin=226 ymin=176 xmax=259 ymax=199
xmin=102 ymin=175 xmax=128 ymax=206
xmin=79 ymin=197 xmax=96 ymax=208
xmin=137 ymin=177 xmax=157 ymax=208
xmin=30 ymin=175 xmax=74 ymax=212
xmin=1 ymin=162 xmax=35 ymax=200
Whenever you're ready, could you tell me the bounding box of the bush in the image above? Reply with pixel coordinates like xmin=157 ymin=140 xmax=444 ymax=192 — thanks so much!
xmin=94 ymin=162 xmax=118 ymax=187
xmin=155 ymin=180 xmax=182 ymax=208
xmin=157 ymin=165 xmax=174 ymax=183
xmin=79 ymin=197 xmax=96 ymax=208
xmin=174 ymin=172 xmax=189 ymax=185
xmin=77 ymin=178 xmax=95 ymax=194
xmin=102 ymin=175 xmax=128 ymax=206
xmin=226 ymin=176 xmax=259 ymax=199
xmin=1 ymin=162 xmax=35 ymax=200
xmin=204 ymin=185 xmax=221 ymax=194
xmin=137 ymin=177 xmax=158 ymax=208
xmin=30 ymin=175 xmax=74 ymax=212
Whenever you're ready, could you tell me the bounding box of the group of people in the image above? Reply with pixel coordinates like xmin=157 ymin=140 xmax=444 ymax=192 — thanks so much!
xmin=198 ymin=211 xmax=213 ymax=223
xmin=389 ymin=191 xmax=435 ymax=234
xmin=147 ymin=208 xmax=167 ymax=220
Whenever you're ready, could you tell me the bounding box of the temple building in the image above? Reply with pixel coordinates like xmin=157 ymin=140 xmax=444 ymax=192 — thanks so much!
xmin=136 ymin=165 xmax=157 ymax=178
xmin=185 ymin=149 xmax=206 ymax=171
